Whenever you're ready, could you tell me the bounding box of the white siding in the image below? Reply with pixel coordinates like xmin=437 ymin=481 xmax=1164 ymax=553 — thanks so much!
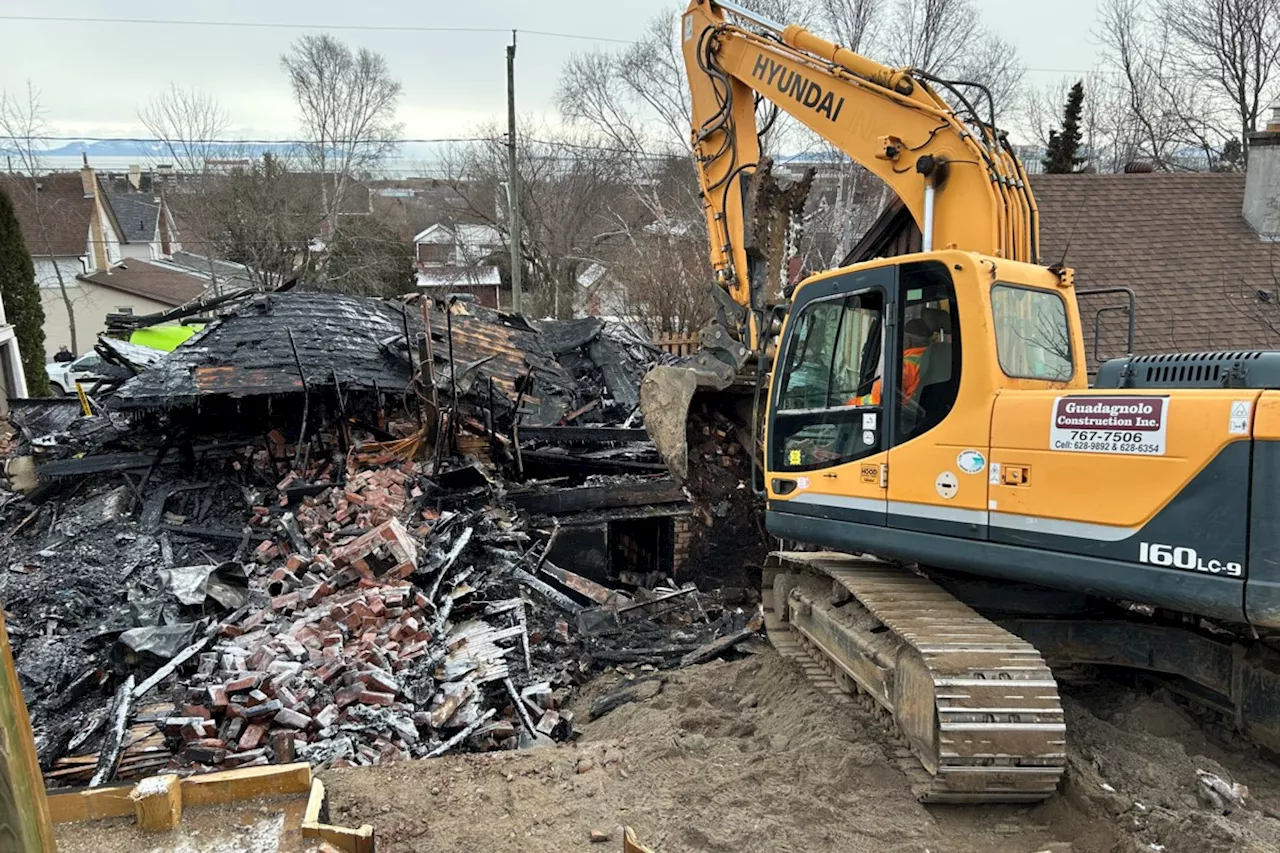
xmin=39 ymin=280 xmax=173 ymax=361
xmin=34 ymin=257 xmax=86 ymax=290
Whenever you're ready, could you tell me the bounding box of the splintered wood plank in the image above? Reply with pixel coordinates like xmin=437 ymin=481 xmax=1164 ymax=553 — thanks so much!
xmin=0 ymin=607 xmax=57 ymax=849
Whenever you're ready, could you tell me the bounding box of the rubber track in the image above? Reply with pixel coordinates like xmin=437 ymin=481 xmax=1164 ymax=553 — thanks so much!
xmin=764 ymin=551 xmax=1066 ymax=803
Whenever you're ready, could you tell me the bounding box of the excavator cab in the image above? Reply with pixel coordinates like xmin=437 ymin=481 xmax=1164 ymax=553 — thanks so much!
xmin=766 ymin=251 xmax=1085 ymax=542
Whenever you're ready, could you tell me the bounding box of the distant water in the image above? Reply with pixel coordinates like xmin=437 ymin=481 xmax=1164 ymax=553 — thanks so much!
xmin=38 ymin=154 xmax=448 ymax=178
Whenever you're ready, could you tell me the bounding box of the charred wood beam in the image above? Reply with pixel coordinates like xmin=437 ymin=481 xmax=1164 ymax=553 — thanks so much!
xmin=508 ymin=479 xmax=685 ymax=515
xmin=540 ymin=561 xmax=625 ymax=606
xmin=517 ymin=426 xmax=649 ymax=444
xmin=160 ymin=523 xmax=271 ymax=543
xmin=89 ymin=675 xmax=134 ymax=788
xmin=133 ymin=637 xmax=210 ymax=701
xmin=512 ymin=568 xmax=584 ymax=616
xmin=36 ymin=442 xmax=243 ymax=480
xmin=517 ymin=451 xmax=668 ymax=478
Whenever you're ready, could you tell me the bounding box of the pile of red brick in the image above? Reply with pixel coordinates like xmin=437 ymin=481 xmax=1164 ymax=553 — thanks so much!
xmin=158 ymin=457 xmax=532 ymax=772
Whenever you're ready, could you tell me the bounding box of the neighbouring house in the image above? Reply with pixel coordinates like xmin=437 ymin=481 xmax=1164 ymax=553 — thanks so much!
xmin=847 ymin=110 xmax=1280 ymax=373
xmin=157 ymin=251 xmax=257 ymax=294
xmin=413 ymin=223 xmax=504 ymax=308
xmin=63 ymin=260 xmax=211 ymax=345
xmin=103 ymin=169 xmax=181 ymax=261
xmin=0 ymin=289 xmax=29 ymax=408
xmin=576 ymin=262 xmax=628 ymax=318
xmin=1 ymin=163 xmax=232 ymax=358
xmin=1 ymin=162 xmax=127 ymax=360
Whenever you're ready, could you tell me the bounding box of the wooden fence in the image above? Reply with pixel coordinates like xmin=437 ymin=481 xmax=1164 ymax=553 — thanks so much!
xmin=651 ymin=333 xmax=700 ymax=357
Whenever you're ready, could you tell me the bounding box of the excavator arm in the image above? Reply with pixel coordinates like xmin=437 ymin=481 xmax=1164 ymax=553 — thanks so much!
xmin=682 ymin=0 xmax=1039 ymax=351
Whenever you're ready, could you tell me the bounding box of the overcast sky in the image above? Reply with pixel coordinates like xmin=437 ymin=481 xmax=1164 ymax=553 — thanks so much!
xmin=0 ymin=0 xmax=1103 ymax=142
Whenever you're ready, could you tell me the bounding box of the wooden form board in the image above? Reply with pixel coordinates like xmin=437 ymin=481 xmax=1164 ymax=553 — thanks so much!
xmin=47 ymin=763 xmax=312 ymax=824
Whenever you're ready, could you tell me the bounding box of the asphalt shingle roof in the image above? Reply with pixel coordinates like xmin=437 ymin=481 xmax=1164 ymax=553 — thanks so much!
xmin=113 ymin=292 xmax=421 ymax=408
xmin=105 ymin=192 xmax=160 ymax=244
xmin=0 ymin=173 xmax=95 ymax=257
xmin=1033 ymin=173 xmax=1280 ymax=366
xmin=79 ymin=260 xmax=209 ymax=307
xmin=848 ymin=172 xmax=1280 ymax=368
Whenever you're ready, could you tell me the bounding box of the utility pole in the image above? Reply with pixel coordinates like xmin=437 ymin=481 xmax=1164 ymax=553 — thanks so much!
xmin=506 ymin=30 xmax=523 ymax=315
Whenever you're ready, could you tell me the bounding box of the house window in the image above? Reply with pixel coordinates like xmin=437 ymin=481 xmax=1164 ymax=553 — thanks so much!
xmin=991 ymin=284 xmax=1074 ymax=381
xmin=417 ymin=243 xmax=452 ymax=265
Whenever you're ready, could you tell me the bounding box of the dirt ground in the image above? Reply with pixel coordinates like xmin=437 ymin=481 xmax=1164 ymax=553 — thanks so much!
xmin=320 ymin=650 xmax=1280 ymax=853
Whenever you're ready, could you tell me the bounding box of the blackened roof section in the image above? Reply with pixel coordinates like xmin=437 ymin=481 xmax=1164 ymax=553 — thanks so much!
xmin=112 ymin=292 xmax=419 ymax=408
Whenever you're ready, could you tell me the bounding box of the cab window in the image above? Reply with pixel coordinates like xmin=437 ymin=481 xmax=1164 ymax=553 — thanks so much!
xmin=991 ymin=284 xmax=1074 ymax=381
xmin=896 ymin=262 xmax=962 ymax=442
xmin=771 ymin=289 xmax=885 ymax=472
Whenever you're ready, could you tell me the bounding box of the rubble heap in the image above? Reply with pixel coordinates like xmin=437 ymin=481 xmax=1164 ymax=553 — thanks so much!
xmin=1 ymin=290 xmax=766 ymax=789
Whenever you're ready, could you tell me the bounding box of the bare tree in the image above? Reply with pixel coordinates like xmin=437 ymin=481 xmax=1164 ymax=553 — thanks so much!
xmin=138 ymin=85 xmax=234 ymax=292
xmin=1096 ymin=0 xmax=1185 ymax=168
xmin=883 ymin=0 xmax=978 ymax=73
xmin=138 ymin=85 xmax=229 ymax=172
xmin=818 ymin=0 xmax=880 ymax=52
xmin=601 ymin=156 xmax=714 ymax=333
xmin=558 ymin=8 xmax=691 ymax=155
xmin=202 ymin=153 xmax=321 ymax=291
xmin=1163 ymin=0 xmax=1280 ymax=162
xmin=281 ymin=34 xmax=402 ymax=242
xmin=444 ymin=124 xmax=639 ymax=319
xmin=0 ymin=83 xmax=78 ymax=355
xmin=1094 ymin=0 xmax=1280 ymax=171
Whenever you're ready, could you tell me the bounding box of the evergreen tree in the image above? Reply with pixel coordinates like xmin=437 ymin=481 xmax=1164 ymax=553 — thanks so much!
xmin=1043 ymin=81 xmax=1086 ymax=174
xmin=0 ymin=186 xmax=51 ymax=397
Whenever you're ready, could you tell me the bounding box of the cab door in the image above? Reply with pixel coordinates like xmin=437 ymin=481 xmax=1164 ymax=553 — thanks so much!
xmin=767 ymin=267 xmax=895 ymax=528
xmin=885 ymin=260 xmax=990 ymax=540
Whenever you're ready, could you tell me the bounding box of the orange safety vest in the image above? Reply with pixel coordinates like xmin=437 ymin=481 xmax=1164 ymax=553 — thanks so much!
xmin=847 ymin=346 xmax=926 ymax=407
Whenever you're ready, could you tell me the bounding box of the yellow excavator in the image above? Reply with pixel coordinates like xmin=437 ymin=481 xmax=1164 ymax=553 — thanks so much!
xmin=647 ymin=0 xmax=1280 ymax=803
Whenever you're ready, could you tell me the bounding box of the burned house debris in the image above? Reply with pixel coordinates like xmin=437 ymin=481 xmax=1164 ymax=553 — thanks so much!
xmin=0 ymin=289 xmax=766 ymax=790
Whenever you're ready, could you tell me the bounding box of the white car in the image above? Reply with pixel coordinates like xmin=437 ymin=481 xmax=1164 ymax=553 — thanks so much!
xmin=45 ymin=352 xmax=109 ymax=395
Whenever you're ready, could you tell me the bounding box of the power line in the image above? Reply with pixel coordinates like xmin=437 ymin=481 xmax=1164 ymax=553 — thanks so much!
xmin=0 ymin=15 xmax=635 ymax=44
xmin=17 ymin=135 xmax=497 ymax=146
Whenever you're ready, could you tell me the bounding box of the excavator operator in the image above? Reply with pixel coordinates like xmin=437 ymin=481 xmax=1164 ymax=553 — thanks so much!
xmin=846 ymin=318 xmax=932 ymax=407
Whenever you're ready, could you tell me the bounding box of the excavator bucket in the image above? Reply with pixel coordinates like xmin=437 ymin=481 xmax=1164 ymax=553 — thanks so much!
xmin=641 ymin=159 xmax=813 ymax=481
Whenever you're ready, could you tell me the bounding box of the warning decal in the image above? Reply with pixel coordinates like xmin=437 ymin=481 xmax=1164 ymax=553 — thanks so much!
xmin=1049 ymin=396 xmax=1168 ymax=456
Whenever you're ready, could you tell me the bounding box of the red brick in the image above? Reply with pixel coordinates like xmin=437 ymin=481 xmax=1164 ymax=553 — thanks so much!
xmin=238 ymin=722 xmax=269 ymax=750
xmin=358 ymin=690 xmax=395 ymax=707
xmin=207 ymin=685 xmax=228 ymax=707
xmin=365 ymin=669 xmax=399 ymax=695
xmin=225 ymin=674 xmax=260 ymax=693
xmin=271 ymin=591 xmax=300 ymax=612
xmin=314 ymin=705 xmax=340 ymax=729
xmin=274 ymin=707 xmax=311 ymax=729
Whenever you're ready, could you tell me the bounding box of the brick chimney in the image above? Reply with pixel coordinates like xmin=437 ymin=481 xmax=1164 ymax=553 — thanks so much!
xmin=80 ymin=156 xmax=110 ymax=271
xmin=79 ymin=153 xmax=95 ymax=197
xmin=1244 ymin=104 xmax=1280 ymax=238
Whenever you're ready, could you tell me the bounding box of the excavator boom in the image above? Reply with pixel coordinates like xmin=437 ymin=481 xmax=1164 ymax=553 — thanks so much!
xmin=682 ymin=0 xmax=1040 ymax=352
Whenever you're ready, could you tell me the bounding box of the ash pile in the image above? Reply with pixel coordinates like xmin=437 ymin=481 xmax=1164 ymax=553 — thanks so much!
xmin=0 ymin=290 xmax=764 ymax=789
